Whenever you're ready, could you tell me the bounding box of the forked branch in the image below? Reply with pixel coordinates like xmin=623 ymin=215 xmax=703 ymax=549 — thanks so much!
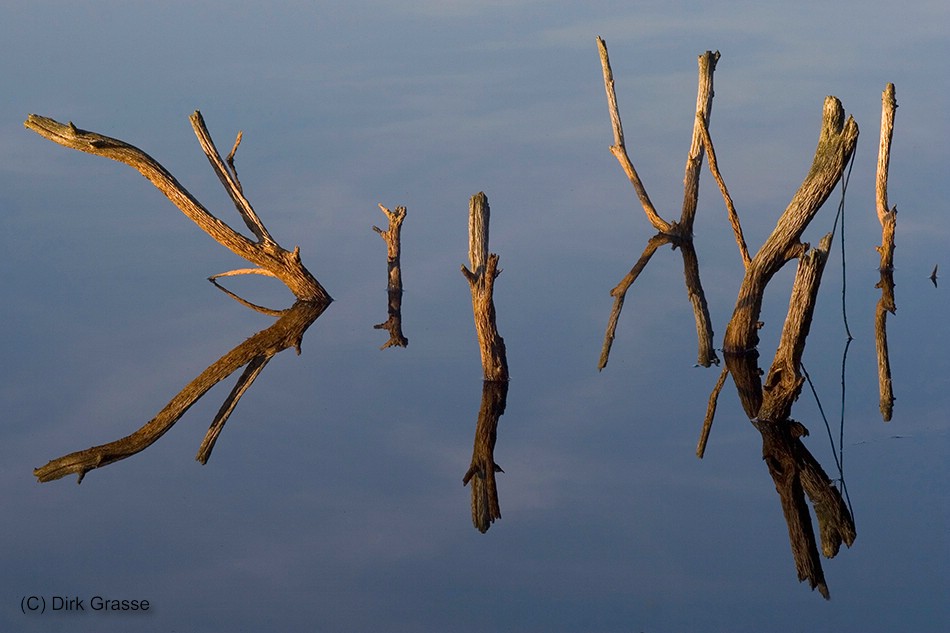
xmin=596 ymin=39 xmax=720 ymax=369
xmin=24 ymin=112 xmax=331 ymax=304
xmin=722 ymin=97 xmax=858 ymax=355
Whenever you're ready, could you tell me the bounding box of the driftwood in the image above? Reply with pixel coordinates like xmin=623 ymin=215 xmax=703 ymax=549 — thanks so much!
xmin=728 ymin=234 xmax=856 ymax=598
xmin=722 ymin=97 xmax=859 ymax=354
xmin=373 ymin=204 xmax=409 ymax=349
xmin=24 ymin=112 xmax=331 ymax=304
xmin=34 ymin=300 xmax=328 ymax=483
xmin=460 ymin=192 xmax=509 ymax=531
xmin=874 ymin=83 xmax=898 ymax=421
xmin=461 ymin=192 xmax=509 ymax=382
xmin=462 ymin=380 xmax=509 ymax=533
xmin=711 ymin=97 xmax=859 ymax=598
xmin=596 ymin=37 xmax=720 ymax=369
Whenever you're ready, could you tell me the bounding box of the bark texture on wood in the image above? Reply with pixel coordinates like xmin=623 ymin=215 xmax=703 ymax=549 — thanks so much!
xmin=711 ymin=98 xmax=860 ymax=597
xmin=723 ymin=233 xmax=855 ymax=598
xmin=596 ymin=38 xmax=720 ymax=369
xmin=462 ymin=380 xmax=508 ymax=533
xmin=373 ymin=204 xmax=408 ymax=349
xmin=34 ymin=300 xmax=327 ymax=483
xmin=698 ymin=114 xmax=751 ymax=268
xmin=874 ymin=83 xmax=898 ymax=421
xmin=722 ymin=98 xmax=858 ymax=355
xmin=24 ymin=112 xmax=331 ymax=304
xmin=462 ymin=193 xmax=509 ymax=382
xmin=759 ymin=233 xmax=834 ymax=423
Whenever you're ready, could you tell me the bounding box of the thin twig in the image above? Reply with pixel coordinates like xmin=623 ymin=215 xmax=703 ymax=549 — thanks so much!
xmin=697 ymin=366 xmax=729 ymax=458
xmin=24 ymin=112 xmax=331 ymax=303
xmin=190 ymin=112 xmax=273 ymax=244
xmin=226 ymin=130 xmax=244 ymax=193
xmin=596 ymin=36 xmax=671 ymax=233
xmin=598 ymin=234 xmax=669 ymax=370
xmin=698 ymin=114 xmax=751 ymax=268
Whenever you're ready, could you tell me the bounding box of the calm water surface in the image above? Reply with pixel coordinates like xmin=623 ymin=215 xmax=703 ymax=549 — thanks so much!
xmin=2 ymin=2 xmax=948 ymax=631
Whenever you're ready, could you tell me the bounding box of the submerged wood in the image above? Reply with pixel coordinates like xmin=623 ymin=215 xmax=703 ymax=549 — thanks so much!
xmin=461 ymin=193 xmax=509 ymax=382
xmin=24 ymin=112 xmax=331 ymax=304
xmin=874 ymin=83 xmax=898 ymax=421
xmin=725 ymin=234 xmax=855 ymax=599
xmin=722 ymin=198 xmax=856 ymax=599
xmin=373 ymin=204 xmax=408 ymax=349
xmin=462 ymin=380 xmax=509 ymax=533
xmin=34 ymin=300 xmax=328 ymax=483
xmin=596 ymin=37 xmax=719 ymax=369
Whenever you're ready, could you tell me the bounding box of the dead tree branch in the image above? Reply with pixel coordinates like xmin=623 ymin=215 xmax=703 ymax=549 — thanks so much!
xmin=373 ymin=204 xmax=409 ymax=349
xmin=596 ymin=36 xmax=669 ymax=233
xmin=596 ymin=38 xmax=720 ymax=369
xmin=714 ymin=96 xmax=859 ymax=596
xmin=874 ymin=83 xmax=898 ymax=421
xmin=722 ymin=97 xmax=859 ymax=355
xmin=726 ymin=234 xmax=855 ymax=599
xmin=24 ymin=112 xmax=331 ymax=304
xmin=698 ymin=115 xmax=751 ymax=268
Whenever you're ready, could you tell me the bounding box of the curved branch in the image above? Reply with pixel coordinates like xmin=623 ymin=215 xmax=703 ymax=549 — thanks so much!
xmin=723 ymin=97 xmax=858 ymax=354
xmin=24 ymin=113 xmax=331 ymax=304
xmin=34 ymin=300 xmax=328 ymax=483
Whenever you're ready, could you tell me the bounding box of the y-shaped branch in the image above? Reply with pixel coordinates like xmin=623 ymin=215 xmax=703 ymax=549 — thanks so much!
xmin=596 ymin=40 xmax=721 ymax=369
xmin=24 ymin=112 xmax=331 ymax=304
xmin=722 ymin=97 xmax=859 ymax=355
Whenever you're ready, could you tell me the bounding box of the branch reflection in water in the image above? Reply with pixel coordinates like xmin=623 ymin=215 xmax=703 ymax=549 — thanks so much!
xmin=34 ymin=299 xmax=329 ymax=484
xmin=596 ymin=38 xmax=864 ymax=599
xmin=373 ymin=203 xmax=409 ymax=349
xmin=463 ymin=380 xmax=508 ymax=533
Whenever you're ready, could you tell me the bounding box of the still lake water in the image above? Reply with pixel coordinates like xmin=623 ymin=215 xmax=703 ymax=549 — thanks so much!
xmin=2 ymin=2 xmax=948 ymax=631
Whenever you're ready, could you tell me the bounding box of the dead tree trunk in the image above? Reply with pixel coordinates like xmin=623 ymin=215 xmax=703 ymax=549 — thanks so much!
xmin=24 ymin=112 xmax=332 ymax=305
xmin=714 ymin=97 xmax=859 ymax=598
xmin=461 ymin=192 xmax=509 ymax=382
xmin=874 ymin=83 xmax=898 ymax=421
xmin=722 ymin=98 xmax=859 ymax=355
xmin=596 ymin=37 xmax=720 ymax=369
xmin=373 ymin=204 xmax=409 ymax=349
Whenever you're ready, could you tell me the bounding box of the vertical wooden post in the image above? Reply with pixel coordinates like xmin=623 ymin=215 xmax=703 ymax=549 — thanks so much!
xmin=373 ymin=204 xmax=408 ymax=349
xmin=874 ymin=83 xmax=898 ymax=421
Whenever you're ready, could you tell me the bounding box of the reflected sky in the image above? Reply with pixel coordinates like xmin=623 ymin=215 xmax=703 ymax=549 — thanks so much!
xmin=2 ymin=1 xmax=948 ymax=631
